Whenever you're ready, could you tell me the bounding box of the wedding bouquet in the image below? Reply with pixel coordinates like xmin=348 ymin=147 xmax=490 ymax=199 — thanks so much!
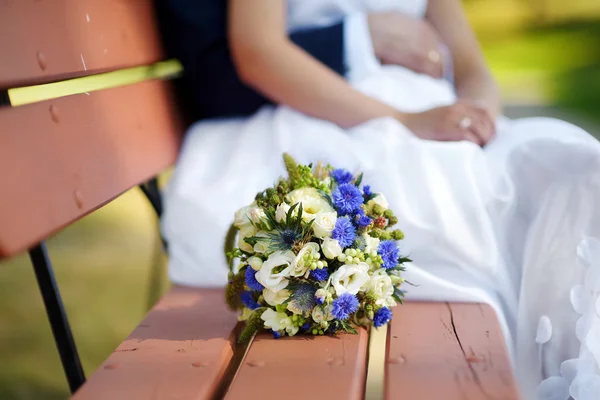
xmin=225 ymin=154 xmax=410 ymax=342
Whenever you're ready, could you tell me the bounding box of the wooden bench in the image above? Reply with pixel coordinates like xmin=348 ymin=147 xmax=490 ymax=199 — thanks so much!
xmin=0 ymin=1 xmax=521 ymax=399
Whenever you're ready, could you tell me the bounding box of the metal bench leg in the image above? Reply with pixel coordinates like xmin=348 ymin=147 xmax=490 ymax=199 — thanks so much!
xmin=29 ymin=242 xmax=85 ymax=394
xmin=139 ymin=176 xmax=168 ymax=251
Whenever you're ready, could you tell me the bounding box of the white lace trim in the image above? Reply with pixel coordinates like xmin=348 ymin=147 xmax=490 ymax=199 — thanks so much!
xmin=537 ymin=237 xmax=600 ymax=400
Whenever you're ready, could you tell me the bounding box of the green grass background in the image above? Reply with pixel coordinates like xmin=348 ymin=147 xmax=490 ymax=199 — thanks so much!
xmin=1 ymin=1 xmax=599 ymax=398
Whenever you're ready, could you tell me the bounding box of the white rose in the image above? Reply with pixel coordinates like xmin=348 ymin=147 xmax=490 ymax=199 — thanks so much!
xmin=365 ymin=269 xmax=395 ymax=306
xmin=291 ymin=243 xmax=320 ymax=277
xmin=237 ymin=225 xmax=257 ymax=253
xmin=287 ymin=187 xmax=334 ymax=222
xmin=233 ymin=205 xmax=253 ymax=228
xmin=312 ymin=211 xmax=337 ymax=239
xmin=363 ymin=234 xmax=380 ymax=254
xmin=261 ymin=308 xmax=289 ymax=332
xmin=275 ymin=203 xmax=291 ymax=222
xmin=256 ymin=251 xmax=295 ymax=292
xmin=367 ymin=194 xmax=389 ymax=213
xmin=330 ymin=262 xmax=370 ymax=296
xmin=321 ymin=238 xmax=343 ymax=260
xmin=263 ymin=288 xmax=290 ymax=306
xmin=311 ymin=305 xmax=334 ymax=324
xmin=248 ymin=256 xmax=263 ymax=271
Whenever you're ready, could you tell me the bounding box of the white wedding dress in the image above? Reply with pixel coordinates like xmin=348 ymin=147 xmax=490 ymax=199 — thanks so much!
xmin=161 ymin=0 xmax=600 ymax=398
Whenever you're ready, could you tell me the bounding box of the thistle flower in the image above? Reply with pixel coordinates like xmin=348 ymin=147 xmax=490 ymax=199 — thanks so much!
xmin=286 ymin=283 xmax=317 ymax=316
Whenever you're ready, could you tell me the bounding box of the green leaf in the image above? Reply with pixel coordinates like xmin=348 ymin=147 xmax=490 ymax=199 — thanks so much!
xmin=354 ymin=172 xmax=363 ymax=187
xmin=317 ymin=189 xmax=335 ymax=208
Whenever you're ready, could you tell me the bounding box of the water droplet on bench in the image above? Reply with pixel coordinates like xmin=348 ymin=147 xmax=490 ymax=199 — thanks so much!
xmin=49 ymin=104 xmax=59 ymax=123
xmin=535 ymin=315 xmax=552 ymax=344
xmin=104 ymin=363 xmax=120 ymax=370
xmin=247 ymin=360 xmax=265 ymax=368
xmin=191 ymin=361 xmax=208 ymax=368
xmin=388 ymin=355 xmax=406 ymax=365
xmin=37 ymin=51 xmax=47 ymax=71
xmin=73 ymin=190 xmax=84 ymax=209
xmin=536 ymin=376 xmax=569 ymax=400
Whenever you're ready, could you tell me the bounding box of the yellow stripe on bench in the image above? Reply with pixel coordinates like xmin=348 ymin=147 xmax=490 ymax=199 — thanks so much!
xmin=8 ymin=60 xmax=183 ymax=106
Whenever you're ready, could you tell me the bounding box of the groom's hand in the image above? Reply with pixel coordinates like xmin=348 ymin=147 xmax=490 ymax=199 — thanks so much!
xmin=368 ymin=12 xmax=444 ymax=79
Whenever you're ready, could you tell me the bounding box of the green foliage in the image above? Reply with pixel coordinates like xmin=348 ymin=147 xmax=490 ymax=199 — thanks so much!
xmin=238 ymin=308 xmax=266 ymax=343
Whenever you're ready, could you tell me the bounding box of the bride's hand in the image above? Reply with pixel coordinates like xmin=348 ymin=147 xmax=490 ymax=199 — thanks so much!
xmin=368 ymin=12 xmax=444 ymax=79
xmin=398 ymin=102 xmax=496 ymax=146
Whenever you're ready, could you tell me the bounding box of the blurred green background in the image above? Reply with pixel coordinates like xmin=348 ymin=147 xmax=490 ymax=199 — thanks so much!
xmin=1 ymin=1 xmax=599 ymax=399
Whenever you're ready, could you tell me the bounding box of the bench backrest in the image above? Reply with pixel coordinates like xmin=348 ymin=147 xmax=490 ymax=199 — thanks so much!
xmin=0 ymin=0 xmax=182 ymax=257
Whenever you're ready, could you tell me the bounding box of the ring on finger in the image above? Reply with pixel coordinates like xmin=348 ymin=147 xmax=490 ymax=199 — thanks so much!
xmin=428 ymin=49 xmax=440 ymax=63
xmin=458 ymin=116 xmax=472 ymax=130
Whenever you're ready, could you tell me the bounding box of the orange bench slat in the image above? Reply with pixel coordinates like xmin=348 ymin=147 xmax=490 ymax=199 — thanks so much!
xmin=386 ymin=302 xmax=520 ymax=399
xmin=0 ymin=0 xmax=164 ymax=88
xmin=0 ymin=80 xmax=181 ymax=257
xmin=225 ymin=329 xmax=369 ymax=400
xmin=72 ymin=287 xmax=239 ymax=400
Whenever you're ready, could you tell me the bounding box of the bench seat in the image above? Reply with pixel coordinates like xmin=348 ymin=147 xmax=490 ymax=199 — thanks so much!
xmin=72 ymin=288 xmax=520 ymax=399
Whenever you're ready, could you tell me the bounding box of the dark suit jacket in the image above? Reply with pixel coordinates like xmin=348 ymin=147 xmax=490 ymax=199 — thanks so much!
xmin=157 ymin=0 xmax=347 ymax=121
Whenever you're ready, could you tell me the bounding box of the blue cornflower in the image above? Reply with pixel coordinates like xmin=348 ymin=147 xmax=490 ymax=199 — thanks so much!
xmin=300 ymin=323 xmax=311 ymax=332
xmin=331 ymin=293 xmax=359 ymax=320
xmin=272 ymin=330 xmax=281 ymax=339
xmin=310 ymin=268 xmax=329 ymax=282
xmin=332 ymin=183 xmax=363 ymax=215
xmin=357 ymin=214 xmax=372 ymax=228
xmin=331 ymin=168 xmax=354 ymax=185
xmin=332 ymin=217 xmax=357 ymax=248
xmin=240 ymin=291 xmax=260 ymax=310
xmin=363 ymin=185 xmax=372 ymax=197
xmin=378 ymin=240 xmax=400 ymax=270
xmin=245 ymin=267 xmax=264 ymax=291
xmin=373 ymin=307 xmax=393 ymax=327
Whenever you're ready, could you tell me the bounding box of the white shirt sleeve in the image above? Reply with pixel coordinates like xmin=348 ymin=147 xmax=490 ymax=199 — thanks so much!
xmin=343 ymin=12 xmax=380 ymax=83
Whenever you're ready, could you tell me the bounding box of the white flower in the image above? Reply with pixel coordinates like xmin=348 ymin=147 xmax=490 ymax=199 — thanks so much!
xmin=263 ymin=288 xmax=290 ymax=306
xmin=255 ymin=251 xmax=295 ymax=292
xmin=321 ymin=238 xmax=343 ymax=259
xmin=312 ymin=211 xmax=337 ymax=239
xmin=282 ymin=317 xmax=299 ymax=336
xmin=365 ymin=269 xmax=395 ymax=306
xmin=287 ymin=187 xmax=334 ymax=222
xmin=234 ymin=204 xmax=265 ymax=227
xmin=248 ymin=256 xmax=263 ymax=271
xmin=311 ymin=305 xmax=334 ymax=324
xmin=237 ymin=225 xmax=257 ymax=253
xmin=275 ymin=203 xmax=291 ymax=222
xmin=363 ymin=234 xmax=380 ymax=254
xmin=261 ymin=308 xmax=289 ymax=332
xmin=291 ymin=243 xmax=320 ymax=277
xmin=367 ymin=194 xmax=389 ymax=213
xmin=330 ymin=262 xmax=370 ymax=296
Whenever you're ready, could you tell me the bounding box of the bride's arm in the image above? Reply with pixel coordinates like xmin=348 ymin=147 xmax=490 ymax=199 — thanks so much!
xmin=426 ymin=0 xmax=502 ymax=118
xmin=228 ymin=0 xmax=405 ymax=128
